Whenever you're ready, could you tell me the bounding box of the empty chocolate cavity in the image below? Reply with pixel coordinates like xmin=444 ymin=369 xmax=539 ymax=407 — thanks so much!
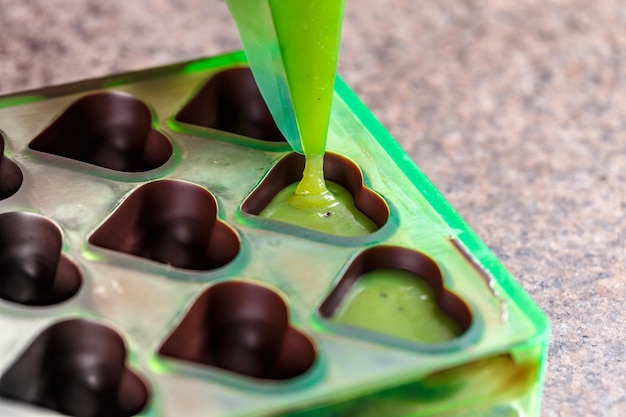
xmin=0 ymin=212 xmax=81 ymax=306
xmin=0 ymin=131 xmax=22 ymax=199
xmin=89 ymin=180 xmax=240 ymax=271
xmin=241 ymin=152 xmax=389 ymax=233
xmin=159 ymin=281 xmax=316 ymax=380
xmin=28 ymin=91 xmax=172 ymax=172
xmin=0 ymin=319 xmax=149 ymax=417
xmin=174 ymin=67 xmax=287 ymax=143
xmin=319 ymin=246 xmax=472 ymax=344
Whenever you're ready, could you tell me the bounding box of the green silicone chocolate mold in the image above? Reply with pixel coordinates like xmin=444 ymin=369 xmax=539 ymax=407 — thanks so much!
xmin=0 ymin=51 xmax=548 ymax=417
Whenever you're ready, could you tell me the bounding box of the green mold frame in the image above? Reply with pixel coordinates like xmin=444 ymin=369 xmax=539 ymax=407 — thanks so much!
xmin=0 ymin=50 xmax=549 ymax=417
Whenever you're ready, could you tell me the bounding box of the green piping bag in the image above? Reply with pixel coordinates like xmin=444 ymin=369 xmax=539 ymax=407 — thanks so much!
xmin=226 ymin=0 xmax=346 ymax=155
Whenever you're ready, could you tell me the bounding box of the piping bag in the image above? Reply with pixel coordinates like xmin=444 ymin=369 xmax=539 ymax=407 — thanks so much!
xmin=225 ymin=0 xmax=346 ymax=157
xmin=226 ymin=1 xmax=377 ymax=236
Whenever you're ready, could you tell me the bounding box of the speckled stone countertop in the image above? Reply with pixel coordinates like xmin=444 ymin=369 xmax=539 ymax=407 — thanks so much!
xmin=0 ymin=1 xmax=624 ymax=416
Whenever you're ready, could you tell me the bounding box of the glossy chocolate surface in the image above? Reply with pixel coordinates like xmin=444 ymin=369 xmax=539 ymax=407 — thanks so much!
xmin=0 ymin=132 xmax=22 ymax=199
xmin=29 ymin=92 xmax=172 ymax=172
xmin=0 ymin=319 xmax=149 ymax=417
xmin=0 ymin=212 xmax=81 ymax=306
xmin=175 ymin=67 xmax=287 ymax=143
xmin=89 ymin=179 xmax=240 ymax=271
xmin=160 ymin=281 xmax=316 ymax=380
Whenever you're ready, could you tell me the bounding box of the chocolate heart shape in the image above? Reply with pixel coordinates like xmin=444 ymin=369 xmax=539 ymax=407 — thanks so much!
xmin=28 ymin=91 xmax=172 ymax=172
xmin=89 ymin=180 xmax=240 ymax=271
xmin=0 ymin=131 xmax=22 ymax=199
xmin=173 ymin=67 xmax=289 ymax=147
xmin=0 ymin=319 xmax=149 ymax=417
xmin=0 ymin=212 xmax=81 ymax=306
xmin=241 ymin=152 xmax=389 ymax=236
xmin=159 ymin=280 xmax=317 ymax=380
xmin=319 ymin=246 xmax=472 ymax=344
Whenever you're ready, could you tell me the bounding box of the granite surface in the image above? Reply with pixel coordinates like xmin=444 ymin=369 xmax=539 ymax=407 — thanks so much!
xmin=0 ymin=0 xmax=624 ymax=416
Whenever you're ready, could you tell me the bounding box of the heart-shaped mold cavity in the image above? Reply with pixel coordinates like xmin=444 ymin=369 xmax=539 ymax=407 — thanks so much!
xmin=319 ymin=246 xmax=472 ymax=344
xmin=0 ymin=212 xmax=81 ymax=306
xmin=28 ymin=91 xmax=172 ymax=172
xmin=0 ymin=318 xmax=149 ymax=417
xmin=174 ymin=67 xmax=288 ymax=144
xmin=241 ymin=152 xmax=388 ymax=236
xmin=159 ymin=280 xmax=317 ymax=380
xmin=88 ymin=179 xmax=240 ymax=271
xmin=0 ymin=131 xmax=23 ymax=199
